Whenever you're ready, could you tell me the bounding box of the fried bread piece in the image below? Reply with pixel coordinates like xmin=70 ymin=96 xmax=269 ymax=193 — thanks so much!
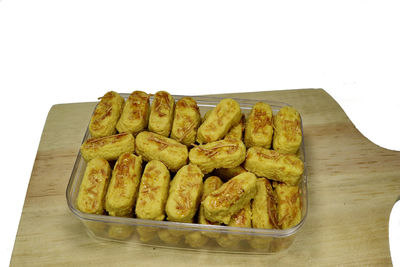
xmin=244 ymin=102 xmax=273 ymax=148
xmin=198 ymin=176 xmax=224 ymax=226
xmin=165 ymin=164 xmax=204 ymax=222
xmin=105 ymin=153 xmax=142 ymax=217
xmin=135 ymin=131 xmax=188 ymax=172
xmin=224 ymin=115 xmax=245 ymax=141
xmin=80 ymin=132 xmax=135 ymax=162
xmin=189 ymin=139 xmax=246 ymax=174
xmin=197 ymin=98 xmax=241 ymax=144
xmin=273 ymin=106 xmax=302 ymax=154
xmin=228 ymin=202 xmax=252 ymax=228
xmin=89 ymin=91 xmax=125 ymax=138
xmin=201 ymin=108 xmax=213 ymax=123
xmin=170 ymin=97 xmax=201 ymax=146
xmin=274 ymin=182 xmax=302 ymax=229
xmin=196 ymin=176 xmax=224 ymax=240
xmin=202 ymin=172 xmax=257 ymax=224
xmin=244 ymin=146 xmax=303 ymax=185
xmin=116 ymin=91 xmax=150 ymax=135
xmin=251 ymin=178 xmax=279 ymax=229
xmin=135 ymin=160 xmax=170 ymax=221
xmin=77 ymin=158 xmax=111 ymax=214
xmin=148 ymin=91 xmax=175 ymax=136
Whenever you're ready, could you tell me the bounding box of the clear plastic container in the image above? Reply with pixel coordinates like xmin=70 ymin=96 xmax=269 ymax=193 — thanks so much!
xmin=66 ymin=94 xmax=308 ymax=254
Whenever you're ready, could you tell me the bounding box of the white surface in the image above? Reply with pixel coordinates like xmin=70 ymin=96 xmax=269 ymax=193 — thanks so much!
xmin=390 ymin=200 xmax=400 ymax=267
xmin=1 ymin=0 xmax=399 ymax=265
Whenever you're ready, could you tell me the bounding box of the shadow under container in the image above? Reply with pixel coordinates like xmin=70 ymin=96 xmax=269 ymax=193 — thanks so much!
xmin=66 ymin=94 xmax=308 ymax=254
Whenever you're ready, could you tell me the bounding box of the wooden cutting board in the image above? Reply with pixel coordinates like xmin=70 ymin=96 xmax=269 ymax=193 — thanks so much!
xmin=10 ymin=89 xmax=400 ymax=266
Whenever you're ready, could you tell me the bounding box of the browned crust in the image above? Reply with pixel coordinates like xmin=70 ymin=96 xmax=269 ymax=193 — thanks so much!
xmin=153 ymin=91 xmax=172 ymax=117
xmin=91 ymin=92 xmax=119 ymax=131
xmin=277 ymin=185 xmax=300 ymax=228
xmin=252 ymin=109 xmax=271 ymax=134
xmin=264 ymin=180 xmax=279 ymax=229
xmin=147 ymin=135 xmax=184 ymax=151
xmin=194 ymin=143 xmax=239 ymax=158
xmin=127 ymin=91 xmax=150 ymax=120
xmin=113 ymin=153 xmax=136 ymax=190
xmin=83 ymin=133 xmax=130 ymax=150
xmin=279 ymin=120 xmax=301 ymax=142
xmin=209 ymin=180 xmax=245 ymax=209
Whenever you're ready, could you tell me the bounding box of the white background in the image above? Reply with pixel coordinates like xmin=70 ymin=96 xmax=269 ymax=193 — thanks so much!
xmin=1 ymin=0 xmax=399 ymax=265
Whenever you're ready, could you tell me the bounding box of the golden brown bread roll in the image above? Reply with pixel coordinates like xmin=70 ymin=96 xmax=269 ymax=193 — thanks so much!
xmin=202 ymin=172 xmax=257 ymax=224
xmin=76 ymin=158 xmax=111 ymax=214
xmin=244 ymin=146 xmax=304 ymax=185
xmin=201 ymin=109 xmax=213 ymax=123
xmin=197 ymin=98 xmax=242 ymax=144
xmin=251 ymin=178 xmax=279 ymax=229
xmin=165 ymin=164 xmax=204 ymax=223
xmin=89 ymin=91 xmax=125 ymax=138
xmin=274 ymin=182 xmax=301 ymax=229
xmin=135 ymin=160 xmax=170 ymax=221
xmin=116 ymin=91 xmax=150 ymax=135
xmin=244 ymin=102 xmax=273 ymax=148
xmin=228 ymin=202 xmax=252 ymax=228
xmin=198 ymin=176 xmax=223 ymax=226
xmin=170 ymin=97 xmax=201 ymax=146
xmin=196 ymin=176 xmax=223 ymax=240
xmin=148 ymin=91 xmax=175 ymax=136
xmin=80 ymin=132 xmax=135 ymax=162
xmin=135 ymin=131 xmax=188 ymax=172
xmin=105 ymin=153 xmax=142 ymax=217
xmin=189 ymin=139 xmax=246 ymax=174
xmin=272 ymin=106 xmax=302 ymax=154
xmin=224 ymin=115 xmax=245 ymax=141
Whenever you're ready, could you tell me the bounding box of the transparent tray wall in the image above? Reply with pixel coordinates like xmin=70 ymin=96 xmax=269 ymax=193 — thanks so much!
xmin=66 ymin=94 xmax=308 ymax=254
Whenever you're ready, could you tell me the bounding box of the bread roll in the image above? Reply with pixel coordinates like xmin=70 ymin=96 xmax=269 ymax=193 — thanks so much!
xmin=224 ymin=115 xmax=245 ymax=141
xmin=135 ymin=160 xmax=170 ymax=221
xmin=105 ymin=153 xmax=142 ymax=217
xmin=198 ymin=176 xmax=223 ymax=226
xmin=135 ymin=131 xmax=188 ymax=172
xmin=76 ymin=158 xmax=111 ymax=214
xmin=251 ymin=178 xmax=278 ymax=229
xmin=165 ymin=165 xmax=203 ymax=223
xmin=202 ymin=172 xmax=257 ymax=224
xmin=275 ymin=182 xmax=301 ymax=229
xmin=197 ymin=98 xmax=241 ymax=144
xmin=148 ymin=91 xmax=175 ymax=136
xmin=244 ymin=146 xmax=303 ymax=185
xmin=116 ymin=91 xmax=150 ymax=135
xmin=170 ymin=97 xmax=201 ymax=146
xmin=89 ymin=91 xmax=124 ymax=138
xmin=273 ymin=106 xmax=302 ymax=154
xmin=80 ymin=132 xmax=135 ymax=162
xmin=244 ymin=102 xmax=273 ymax=148
xmin=189 ymin=139 xmax=246 ymax=174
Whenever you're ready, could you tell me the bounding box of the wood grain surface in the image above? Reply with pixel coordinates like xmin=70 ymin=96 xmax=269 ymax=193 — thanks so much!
xmin=10 ymin=89 xmax=400 ymax=266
